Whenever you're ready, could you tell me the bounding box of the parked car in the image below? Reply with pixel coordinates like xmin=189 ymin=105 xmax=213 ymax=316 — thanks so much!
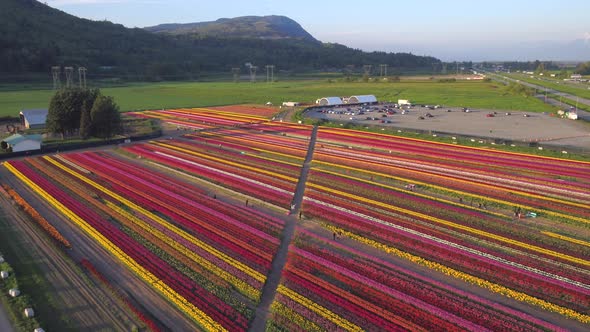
xmin=486 ymin=113 xmax=494 ymax=117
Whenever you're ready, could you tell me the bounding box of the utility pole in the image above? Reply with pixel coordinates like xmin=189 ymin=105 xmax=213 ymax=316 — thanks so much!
xmin=51 ymin=66 xmax=61 ymax=90
xmin=78 ymin=67 xmax=87 ymax=89
xmin=249 ymin=66 xmax=258 ymax=83
xmin=379 ymin=64 xmax=387 ymax=78
xmin=232 ymin=67 xmax=240 ymax=83
xmin=363 ymin=64 xmax=372 ymax=76
xmin=265 ymin=65 xmax=275 ymax=83
xmin=64 ymin=66 xmax=74 ymax=88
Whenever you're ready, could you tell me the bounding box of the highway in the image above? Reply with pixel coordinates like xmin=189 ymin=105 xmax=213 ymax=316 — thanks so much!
xmin=486 ymin=71 xmax=590 ymax=121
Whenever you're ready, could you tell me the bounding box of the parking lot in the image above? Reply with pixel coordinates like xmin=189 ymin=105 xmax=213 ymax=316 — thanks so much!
xmin=306 ymin=103 xmax=590 ymax=149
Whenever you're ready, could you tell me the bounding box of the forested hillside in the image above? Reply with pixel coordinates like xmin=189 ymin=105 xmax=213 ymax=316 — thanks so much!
xmin=0 ymin=0 xmax=440 ymax=80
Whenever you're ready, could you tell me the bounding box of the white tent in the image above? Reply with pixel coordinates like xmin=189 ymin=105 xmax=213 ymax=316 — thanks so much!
xmin=9 ymin=288 xmax=20 ymax=297
xmin=318 ymin=97 xmax=343 ymax=106
xmin=348 ymin=95 xmax=377 ymax=104
xmin=0 ymin=271 xmax=8 ymax=279
xmin=24 ymin=308 xmax=35 ymax=318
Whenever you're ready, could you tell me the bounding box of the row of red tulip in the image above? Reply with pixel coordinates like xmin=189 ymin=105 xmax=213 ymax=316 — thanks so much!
xmin=11 ymin=159 xmax=247 ymax=330
xmin=302 ymin=199 xmax=590 ymax=313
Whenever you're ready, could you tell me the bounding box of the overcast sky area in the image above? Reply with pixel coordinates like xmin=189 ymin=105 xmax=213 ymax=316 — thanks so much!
xmin=45 ymin=0 xmax=590 ymax=62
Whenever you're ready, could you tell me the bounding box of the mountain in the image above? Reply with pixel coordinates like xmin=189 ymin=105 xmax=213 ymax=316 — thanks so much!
xmin=145 ymin=16 xmax=319 ymax=43
xmin=0 ymin=0 xmax=440 ymax=80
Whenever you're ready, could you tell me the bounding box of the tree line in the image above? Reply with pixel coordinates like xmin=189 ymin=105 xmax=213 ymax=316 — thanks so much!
xmin=0 ymin=0 xmax=440 ymax=80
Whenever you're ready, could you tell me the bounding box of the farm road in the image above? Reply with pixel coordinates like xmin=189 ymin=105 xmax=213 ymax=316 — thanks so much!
xmin=0 ymin=302 xmax=14 ymax=332
xmin=0 ymin=193 xmax=135 ymax=331
xmin=249 ymin=124 xmax=319 ymax=332
xmin=0 ymin=166 xmax=198 ymax=332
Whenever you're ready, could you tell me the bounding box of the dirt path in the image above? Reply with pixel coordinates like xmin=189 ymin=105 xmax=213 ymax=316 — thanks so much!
xmin=0 ymin=192 xmax=138 ymax=331
xmin=0 ymin=302 xmax=14 ymax=332
xmin=249 ymin=124 xmax=319 ymax=332
xmin=0 ymin=167 xmax=198 ymax=332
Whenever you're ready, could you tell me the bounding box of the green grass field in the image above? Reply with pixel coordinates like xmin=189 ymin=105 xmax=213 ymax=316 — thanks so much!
xmin=0 ymin=80 xmax=557 ymax=117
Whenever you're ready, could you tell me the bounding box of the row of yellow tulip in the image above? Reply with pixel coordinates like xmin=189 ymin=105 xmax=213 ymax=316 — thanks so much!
xmin=4 ymin=161 xmax=226 ymax=331
xmin=201 ymin=131 xmax=584 ymax=225
xmin=315 ymin=156 xmax=588 ymax=224
xmin=269 ymin=301 xmax=323 ymax=332
xmin=44 ymin=156 xmax=267 ymax=285
xmin=106 ymin=201 xmax=261 ymax=301
xmin=311 ymin=180 xmax=588 ymax=267
xmin=542 ymin=231 xmax=590 ymax=248
xmin=152 ymin=141 xmax=297 ymax=183
xmin=187 ymin=108 xmax=269 ymax=121
xmin=320 ymin=127 xmax=590 ymax=165
xmin=150 ymin=139 xmax=586 ymax=268
xmin=326 ymin=224 xmax=590 ymax=324
xmin=276 ymin=285 xmax=363 ymax=331
xmin=140 ymin=144 xmax=366 ymax=330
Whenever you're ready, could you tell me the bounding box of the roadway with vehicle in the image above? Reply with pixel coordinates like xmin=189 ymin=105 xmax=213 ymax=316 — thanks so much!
xmin=487 ymin=71 xmax=590 ymax=115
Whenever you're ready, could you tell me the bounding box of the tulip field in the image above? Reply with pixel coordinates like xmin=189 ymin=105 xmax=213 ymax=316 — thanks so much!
xmin=3 ymin=106 xmax=590 ymax=331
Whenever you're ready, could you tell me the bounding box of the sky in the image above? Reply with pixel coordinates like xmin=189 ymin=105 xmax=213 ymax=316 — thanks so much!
xmin=45 ymin=0 xmax=590 ymax=61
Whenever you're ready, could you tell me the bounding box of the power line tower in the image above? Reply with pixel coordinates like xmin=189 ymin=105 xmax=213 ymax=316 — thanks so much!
xmin=265 ymin=65 xmax=275 ymax=83
xmin=363 ymin=65 xmax=372 ymax=76
xmin=379 ymin=64 xmax=388 ymax=77
xmin=78 ymin=67 xmax=87 ymax=89
xmin=64 ymin=66 xmax=74 ymax=88
xmin=442 ymin=63 xmax=448 ymax=75
xmin=231 ymin=67 xmax=240 ymax=83
xmin=249 ymin=66 xmax=258 ymax=83
xmin=52 ymin=66 xmax=61 ymax=90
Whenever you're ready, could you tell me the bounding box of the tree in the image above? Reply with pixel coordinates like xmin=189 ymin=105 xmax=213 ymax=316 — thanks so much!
xmin=534 ymin=62 xmax=546 ymax=74
xmin=79 ymin=102 xmax=92 ymax=139
xmin=90 ymin=95 xmax=121 ymax=138
xmin=46 ymin=88 xmax=99 ymax=139
xmin=575 ymin=61 xmax=590 ymax=75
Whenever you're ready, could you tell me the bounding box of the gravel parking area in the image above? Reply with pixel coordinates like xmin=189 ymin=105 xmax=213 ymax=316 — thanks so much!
xmin=306 ymin=104 xmax=590 ymax=149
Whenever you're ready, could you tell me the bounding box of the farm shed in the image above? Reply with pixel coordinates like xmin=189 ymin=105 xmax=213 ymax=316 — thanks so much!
xmin=1 ymin=134 xmax=42 ymax=153
xmin=20 ymin=109 xmax=48 ymax=129
xmin=317 ymin=97 xmax=343 ymax=106
xmin=348 ymin=95 xmax=377 ymax=104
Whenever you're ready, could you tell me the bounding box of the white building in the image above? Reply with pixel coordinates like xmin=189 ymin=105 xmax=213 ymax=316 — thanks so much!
xmin=282 ymin=101 xmax=300 ymax=107
xmin=20 ymin=109 xmax=48 ymax=129
xmin=347 ymin=95 xmax=377 ymax=104
xmin=317 ymin=97 xmax=343 ymax=106
xmin=1 ymin=134 xmax=42 ymax=152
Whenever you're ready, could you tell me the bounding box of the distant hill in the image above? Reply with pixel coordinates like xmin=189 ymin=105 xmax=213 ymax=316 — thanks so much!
xmin=0 ymin=0 xmax=440 ymax=81
xmin=145 ymin=16 xmax=319 ymax=43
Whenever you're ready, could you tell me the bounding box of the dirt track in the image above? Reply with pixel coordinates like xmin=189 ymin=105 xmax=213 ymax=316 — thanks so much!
xmin=0 ymin=302 xmax=14 ymax=332
xmin=0 ymin=166 xmax=198 ymax=332
xmin=0 ymin=187 xmax=139 ymax=331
